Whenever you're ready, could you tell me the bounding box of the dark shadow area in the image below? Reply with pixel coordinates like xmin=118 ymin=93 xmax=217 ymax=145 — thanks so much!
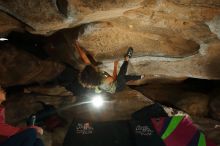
xmin=7 ymin=31 xmax=49 ymax=59
xmin=56 ymin=0 xmax=68 ymax=17
xmin=181 ymin=78 xmax=220 ymax=93
xmin=130 ymin=78 xmax=220 ymax=94
xmin=2 ymin=25 xmax=97 ymax=99
xmin=205 ymin=55 xmax=220 ymax=79
xmin=130 ymin=78 xmax=220 ymax=120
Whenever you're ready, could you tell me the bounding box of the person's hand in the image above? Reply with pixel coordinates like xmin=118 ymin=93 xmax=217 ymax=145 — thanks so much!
xmin=114 ymin=60 xmax=119 ymax=66
xmin=31 ymin=126 xmax=44 ymax=135
xmin=36 ymin=127 xmax=43 ymax=135
xmin=0 ymin=88 xmax=6 ymax=104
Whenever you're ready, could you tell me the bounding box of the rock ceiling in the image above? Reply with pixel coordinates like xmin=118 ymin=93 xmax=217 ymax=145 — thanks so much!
xmin=1 ymin=0 xmax=220 ymax=86
xmin=0 ymin=1 xmax=220 ymax=145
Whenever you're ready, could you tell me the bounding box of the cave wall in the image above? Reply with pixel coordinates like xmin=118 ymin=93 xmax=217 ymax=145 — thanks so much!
xmin=0 ymin=1 xmax=220 ymax=146
xmin=0 ymin=0 xmax=220 ymax=86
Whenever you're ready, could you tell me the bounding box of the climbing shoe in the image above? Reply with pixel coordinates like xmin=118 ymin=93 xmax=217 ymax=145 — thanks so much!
xmin=125 ymin=47 xmax=133 ymax=58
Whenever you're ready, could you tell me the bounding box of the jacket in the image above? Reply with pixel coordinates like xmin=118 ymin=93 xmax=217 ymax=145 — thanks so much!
xmin=0 ymin=106 xmax=23 ymax=143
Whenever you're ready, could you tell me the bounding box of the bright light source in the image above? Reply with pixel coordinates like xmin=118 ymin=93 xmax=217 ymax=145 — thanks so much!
xmin=91 ymin=95 xmax=104 ymax=108
xmin=0 ymin=38 xmax=8 ymax=41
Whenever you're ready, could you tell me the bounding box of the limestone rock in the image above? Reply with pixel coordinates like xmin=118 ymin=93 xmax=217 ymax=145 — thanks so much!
xmin=74 ymin=0 xmax=220 ymax=82
xmin=0 ymin=44 xmax=65 ymax=87
xmin=210 ymin=96 xmax=220 ymax=121
xmin=0 ymin=0 xmax=67 ymax=34
xmin=176 ymin=92 xmax=210 ymax=116
xmin=133 ymin=84 xmax=211 ymax=116
xmin=0 ymin=12 xmax=23 ymax=36
xmin=0 ymin=0 xmax=143 ymax=34
xmin=0 ymin=0 xmax=220 ymax=83
xmin=24 ymin=85 xmax=73 ymax=97
xmin=41 ymin=19 xmax=220 ymax=84
xmin=0 ymin=0 xmax=220 ymax=145
xmin=43 ymin=29 xmax=86 ymax=69
xmin=78 ymin=22 xmax=200 ymax=60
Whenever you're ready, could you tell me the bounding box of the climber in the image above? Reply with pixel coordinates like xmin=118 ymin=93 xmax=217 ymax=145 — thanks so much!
xmin=48 ymin=40 xmax=103 ymax=97
xmin=79 ymin=46 xmax=144 ymax=94
xmin=45 ymin=33 xmax=144 ymax=95
xmin=0 ymin=87 xmax=45 ymax=146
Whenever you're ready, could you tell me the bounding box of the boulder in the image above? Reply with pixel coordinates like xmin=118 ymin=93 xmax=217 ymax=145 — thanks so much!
xmin=0 ymin=44 xmax=65 ymax=87
xmin=176 ymin=92 xmax=210 ymax=116
xmin=210 ymin=96 xmax=220 ymax=121
xmin=133 ymin=84 xmax=211 ymax=116
xmin=0 ymin=12 xmax=23 ymax=36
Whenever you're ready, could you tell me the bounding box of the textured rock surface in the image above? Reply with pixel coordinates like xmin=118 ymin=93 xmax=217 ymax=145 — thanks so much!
xmin=0 ymin=12 xmax=23 ymax=36
xmin=75 ymin=0 xmax=220 ymax=82
xmin=133 ymin=83 xmax=214 ymax=117
xmin=176 ymin=92 xmax=210 ymax=116
xmin=0 ymin=0 xmax=68 ymax=34
xmin=0 ymin=1 xmax=220 ymax=145
xmin=0 ymin=44 xmax=65 ymax=86
xmin=210 ymin=95 xmax=220 ymax=121
xmin=0 ymin=0 xmax=143 ymax=34
xmin=0 ymin=0 xmax=220 ymax=85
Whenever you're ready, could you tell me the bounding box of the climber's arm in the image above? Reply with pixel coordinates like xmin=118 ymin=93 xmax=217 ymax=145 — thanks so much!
xmin=75 ymin=41 xmax=91 ymax=65
xmin=112 ymin=60 xmax=119 ymax=81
